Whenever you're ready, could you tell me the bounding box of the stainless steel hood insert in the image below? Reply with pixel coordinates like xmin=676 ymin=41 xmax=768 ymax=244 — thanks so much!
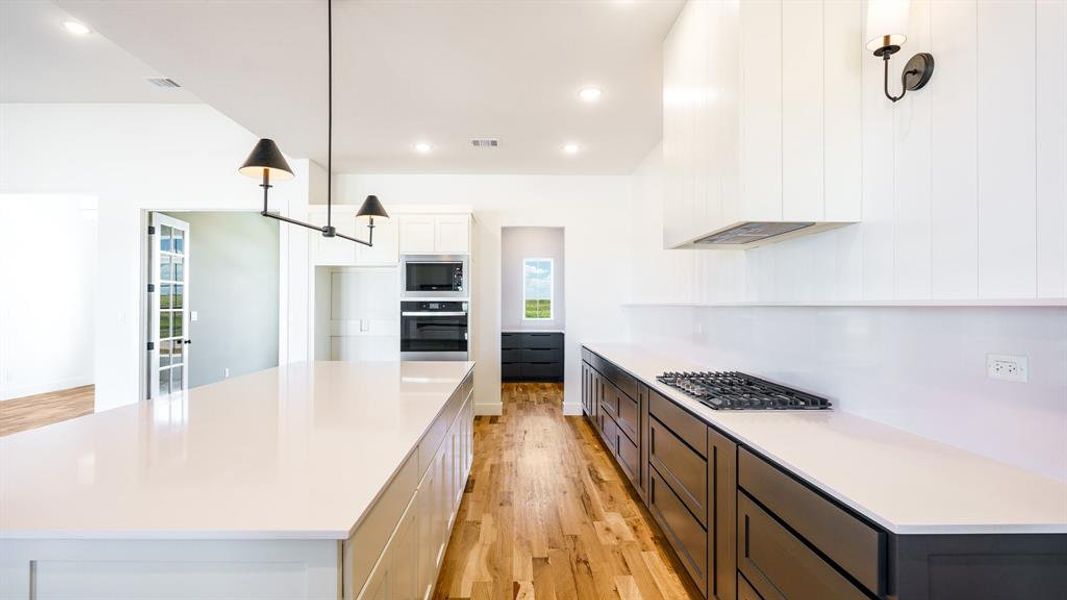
xmin=695 ymin=222 xmax=816 ymax=245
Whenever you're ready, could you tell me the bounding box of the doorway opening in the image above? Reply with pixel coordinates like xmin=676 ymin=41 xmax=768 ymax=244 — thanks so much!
xmin=143 ymin=211 xmax=279 ymax=399
xmin=500 ymin=227 xmax=565 ymax=389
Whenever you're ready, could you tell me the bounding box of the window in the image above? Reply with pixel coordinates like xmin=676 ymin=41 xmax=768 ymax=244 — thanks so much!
xmin=523 ymin=258 xmax=553 ymax=320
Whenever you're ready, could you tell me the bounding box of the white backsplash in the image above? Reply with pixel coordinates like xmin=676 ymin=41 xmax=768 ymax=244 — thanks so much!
xmin=625 ymin=305 xmax=1067 ymax=481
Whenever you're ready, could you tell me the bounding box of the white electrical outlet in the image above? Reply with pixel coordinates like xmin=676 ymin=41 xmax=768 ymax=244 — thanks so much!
xmin=191 ymin=311 xmax=199 ymax=322
xmin=987 ymin=354 xmax=1028 ymax=383
xmin=224 ymin=368 xmax=230 ymax=379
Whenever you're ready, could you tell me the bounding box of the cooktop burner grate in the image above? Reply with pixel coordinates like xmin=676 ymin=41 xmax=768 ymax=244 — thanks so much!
xmin=656 ymin=371 xmax=831 ymax=410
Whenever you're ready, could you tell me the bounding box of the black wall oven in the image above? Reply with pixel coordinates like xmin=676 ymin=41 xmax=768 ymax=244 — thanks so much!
xmin=400 ymin=301 xmax=469 ymax=361
xmin=401 ymin=255 xmax=468 ymax=297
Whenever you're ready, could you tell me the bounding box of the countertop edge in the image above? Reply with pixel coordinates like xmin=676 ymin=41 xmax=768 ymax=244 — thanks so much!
xmin=580 ymin=342 xmax=1067 ymax=536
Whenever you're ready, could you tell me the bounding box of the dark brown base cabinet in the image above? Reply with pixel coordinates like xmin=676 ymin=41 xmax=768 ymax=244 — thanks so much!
xmin=581 ymin=347 xmax=1067 ymax=600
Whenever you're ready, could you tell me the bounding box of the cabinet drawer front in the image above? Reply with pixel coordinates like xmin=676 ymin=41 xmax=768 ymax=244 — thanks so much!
xmin=501 ymin=333 xmax=521 ymax=350
xmin=649 ymin=389 xmax=707 ymax=458
xmin=344 ymin=451 xmax=418 ymax=598
xmin=524 ymin=362 xmax=562 ymax=379
xmin=649 ymin=416 xmax=707 ymax=526
xmin=417 ymin=375 xmax=471 ymax=477
xmin=616 ymin=387 xmax=640 ymax=442
xmin=738 ymin=449 xmax=884 ymax=596
xmin=522 ymin=332 xmax=563 ymax=349
xmin=585 ymin=351 xmax=638 ymax=400
xmin=738 ymin=492 xmax=868 ymax=600
xmin=522 ymin=348 xmax=561 ymax=363
xmin=501 ymin=348 xmax=523 ymax=363
xmin=649 ymin=468 xmax=708 ymax=594
xmin=617 ymin=428 xmax=640 ymax=487
xmin=738 ymin=575 xmax=764 ymax=600
xmin=599 ymin=382 xmax=620 ymax=419
xmin=597 ymin=411 xmax=618 ymax=450
xmin=501 ymin=362 xmax=523 ymax=380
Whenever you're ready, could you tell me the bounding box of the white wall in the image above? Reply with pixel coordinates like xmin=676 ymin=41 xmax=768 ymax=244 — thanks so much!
xmin=501 ymin=227 xmax=565 ymax=332
xmin=0 ymin=104 xmax=314 ymax=410
xmin=336 ymin=174 xmax=631 ymax=415
xmin=0 ymin=194 xmax=97 ymax=401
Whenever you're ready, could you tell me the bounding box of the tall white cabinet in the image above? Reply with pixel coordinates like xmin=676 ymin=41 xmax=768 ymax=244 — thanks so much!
xmin=662 ymin=0 xmax=863 ymax=249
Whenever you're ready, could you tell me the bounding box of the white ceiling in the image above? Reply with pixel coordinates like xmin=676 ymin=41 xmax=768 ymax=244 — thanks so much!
xmin=0 ymin=0 xmax=199 ymax=103
xmin=50 ymin=0 xmax=683 ymax=175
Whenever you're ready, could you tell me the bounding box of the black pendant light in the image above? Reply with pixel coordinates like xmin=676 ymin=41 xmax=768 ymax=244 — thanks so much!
xmin=237 ymin=0 xmax=387 ymax=245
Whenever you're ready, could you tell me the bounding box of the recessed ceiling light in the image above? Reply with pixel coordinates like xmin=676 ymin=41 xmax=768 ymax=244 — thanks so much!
xmin=562 ymin=143 xmax=581 ymax=155
xmin=413 ymin=142 xmax=433 ymax=154
xmin=578 ymin=86 xmax=603 ymax=103
xmin=62 ymin=21 xmax=91 ymax=36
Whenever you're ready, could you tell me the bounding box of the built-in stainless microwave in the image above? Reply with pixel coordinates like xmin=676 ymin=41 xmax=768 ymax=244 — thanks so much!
xmin=401 ymin=255 xmax=468 ymax=297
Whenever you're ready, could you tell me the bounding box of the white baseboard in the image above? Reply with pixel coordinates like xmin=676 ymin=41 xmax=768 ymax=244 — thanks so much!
xmin=474 ymin=402 xmax=503 ymax=416
xmin=0 ymin=376 xmax=93 ymax=402
xmin=561 ymin=401 xmax=582 ymax=416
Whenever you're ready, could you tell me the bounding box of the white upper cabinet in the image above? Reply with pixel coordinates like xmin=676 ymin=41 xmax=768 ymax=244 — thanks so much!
xmin=399 ymin=214 xmax=470 ymax=255
xmin=663 ymin=0 xmax=862 ymax=250
xmin=398 ymin=215 xmax=436 ymax=254
xmin=433 ymin=216 xmax=470 ymax=254
xmin=308 ymin=206 xmax=399 ymax=266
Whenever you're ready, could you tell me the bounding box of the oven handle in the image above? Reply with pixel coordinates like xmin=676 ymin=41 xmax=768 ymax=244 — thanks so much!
xmin=401 ymin=311 xmax=468 ymax=317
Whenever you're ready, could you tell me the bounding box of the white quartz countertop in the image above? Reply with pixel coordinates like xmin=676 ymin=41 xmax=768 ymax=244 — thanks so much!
xmin=0 ymin=361 xmax=474 ymax=540
xmin=583 ymin=342 xmax=1067 ymax=535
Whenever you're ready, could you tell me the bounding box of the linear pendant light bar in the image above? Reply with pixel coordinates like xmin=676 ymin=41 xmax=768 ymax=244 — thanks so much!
xmin=237 ymin=0 xmax=388 ymax=246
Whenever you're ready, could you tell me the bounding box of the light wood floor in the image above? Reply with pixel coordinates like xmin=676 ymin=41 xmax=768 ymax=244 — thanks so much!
xmin=0 ymin=385 xmax=95 ymax=437
xmin=432 ymin=382 xmax=702 ymax=600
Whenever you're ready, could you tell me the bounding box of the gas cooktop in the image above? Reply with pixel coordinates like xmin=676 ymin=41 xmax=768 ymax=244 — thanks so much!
xmin=656 ymin=371 xmax=831 ymax=411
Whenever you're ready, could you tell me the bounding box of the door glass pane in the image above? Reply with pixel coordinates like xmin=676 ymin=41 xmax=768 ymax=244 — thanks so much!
xmin=171 ymin=366 xmax=183 ymax=392
xmin=173 ymin=229 xmax=185 ymax=255
xmin=173 ymin=257 xmax=184 ymax=282
xmin=173 ymin=285 xmax=183 ymax=309
xmin=160 ymin=225 xmax=172 ymax=252
xmin=159 ymin=368 xmax=170 ymax=395
xmin=160 ymin=284 xmax=171 ymax=309
xmin=173 ymin=311 xmax=183 ymax=337
xmin=160 ymin=256 xmax=172 ymax=281
xmin=172 ymin=339 xmax=183 ymax=365
xmin=160 ymin=340 xmax=172 ymax=367
xmin=159 ymin=311 xmax=171 ymax=338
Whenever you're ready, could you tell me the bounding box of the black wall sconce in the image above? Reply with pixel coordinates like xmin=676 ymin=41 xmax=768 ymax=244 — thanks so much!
xmin=865 ymin=0 xmax=934 ymax=103
xmin=237 ymin=0 xmax=388 ymax=246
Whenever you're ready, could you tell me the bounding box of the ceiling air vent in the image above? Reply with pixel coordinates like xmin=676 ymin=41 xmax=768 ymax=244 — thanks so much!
xmin=470 ymin=138 xmax=500 ymax=148
xmin=145 ymin=77 xmax=182 ymax=89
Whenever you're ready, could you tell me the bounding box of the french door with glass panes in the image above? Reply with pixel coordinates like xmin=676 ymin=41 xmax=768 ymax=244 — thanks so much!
xmin=149 ymin=213 xmax=190 ymax=398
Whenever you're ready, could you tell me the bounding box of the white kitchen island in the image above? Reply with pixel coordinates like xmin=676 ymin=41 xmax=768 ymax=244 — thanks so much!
xmin=0 ymin=360 xmax=475 ymax=600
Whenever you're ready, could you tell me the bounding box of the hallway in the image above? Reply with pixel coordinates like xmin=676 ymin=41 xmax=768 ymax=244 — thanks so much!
xmin=432 ymin=383 xmax=701 ymax=600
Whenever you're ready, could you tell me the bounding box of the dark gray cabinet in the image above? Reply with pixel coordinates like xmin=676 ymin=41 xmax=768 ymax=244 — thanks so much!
xmin=501 ymin=332 xmax=563 ymax=382
xmin=582 ymin=348 xmax=642 ymax=495
xmin=581 ymin=344 xmax=1067 ymax=600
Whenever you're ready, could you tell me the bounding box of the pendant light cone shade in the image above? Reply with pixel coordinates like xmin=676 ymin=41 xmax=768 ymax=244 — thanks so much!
xmin=238 ymin=138 xmax=294 ymax=181
xmin=865 ymin=0 xmax=909 ymax=51
xmin=356 ymin=195 xmax=389 ymax=219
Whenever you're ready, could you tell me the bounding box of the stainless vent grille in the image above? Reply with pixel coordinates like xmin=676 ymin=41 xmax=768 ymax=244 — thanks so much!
xmin=695 ymin=222 xmax=815 ymax=245
xmin=470 ymin=138 xmax=500 ymax=148
xmin=145 ymin=77 xmax=181 ymax=89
